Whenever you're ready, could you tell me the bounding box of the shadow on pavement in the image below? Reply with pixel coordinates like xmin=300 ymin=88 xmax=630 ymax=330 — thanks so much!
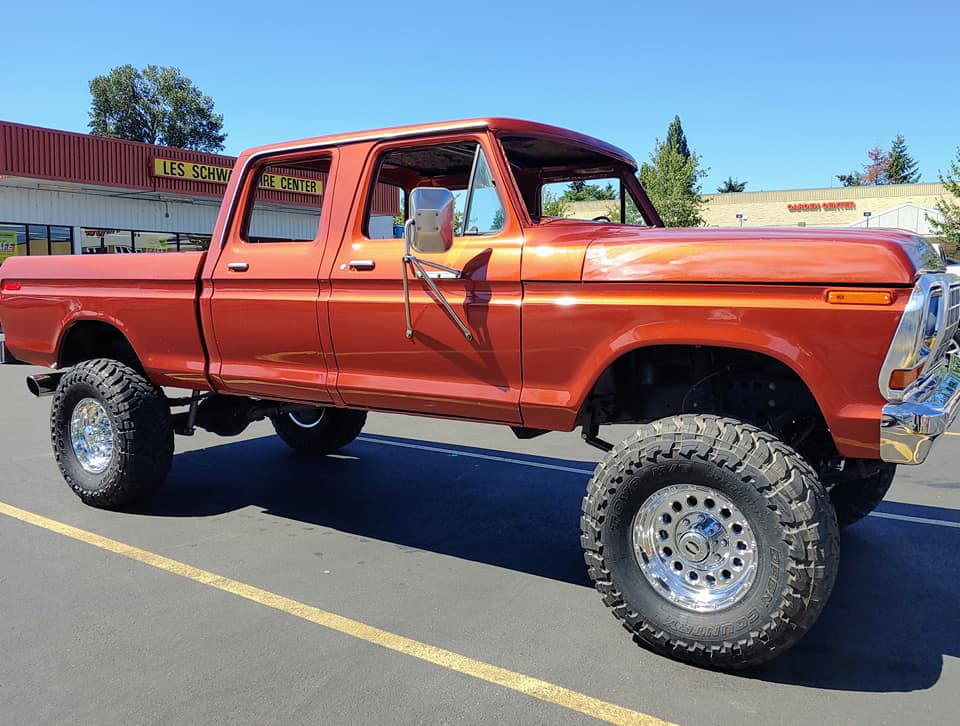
xmin=141 ymin=432 xmax=958 ymax=693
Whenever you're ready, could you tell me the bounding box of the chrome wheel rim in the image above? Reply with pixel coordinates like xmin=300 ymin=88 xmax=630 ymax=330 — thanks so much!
xmin=288 ymin=409 xmax=325 ymax=429
xmin=69 ymin=398 xmax=115 ymax=474
xmin=632 ymin=484 xmax=758 ymax=612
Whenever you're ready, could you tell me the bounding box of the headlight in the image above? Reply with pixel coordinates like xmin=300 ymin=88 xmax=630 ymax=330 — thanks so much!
xmin=921 ymin=290 xmax=942 ymax=357
xmin=879 ymin=275 xmax=951 ymax=400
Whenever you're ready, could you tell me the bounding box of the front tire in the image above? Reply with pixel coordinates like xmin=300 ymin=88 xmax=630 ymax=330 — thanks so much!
xmin=581 ymin=414 xmax=839 ymax=669
xmin=51 ymin=359 xmax=173 ymax=509
xmin=270 ymin=407 xmax=366 ymax=454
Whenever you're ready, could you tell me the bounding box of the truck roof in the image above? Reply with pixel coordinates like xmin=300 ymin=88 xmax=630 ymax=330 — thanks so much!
xmin=241 ymin=118 xmax=638 ymax=170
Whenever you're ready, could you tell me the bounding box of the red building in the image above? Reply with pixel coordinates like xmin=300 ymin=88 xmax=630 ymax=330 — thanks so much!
xmin=0 ymin=121 xmax=398 ymax=262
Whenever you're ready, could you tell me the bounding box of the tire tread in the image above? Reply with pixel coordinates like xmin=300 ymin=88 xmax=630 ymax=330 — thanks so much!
xmin=580 ymin=414 xmax=840 ymax=668
xmin=51 ymin=358 xmax=173 ymax=509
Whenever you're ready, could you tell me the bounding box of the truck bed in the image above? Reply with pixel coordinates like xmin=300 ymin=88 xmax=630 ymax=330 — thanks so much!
xmin=0 ymin=252 xmax=210 ymax=389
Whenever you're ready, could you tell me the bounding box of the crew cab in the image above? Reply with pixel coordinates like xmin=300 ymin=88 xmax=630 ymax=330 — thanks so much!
xmin=2 ymin=118 xmax=958 ymax=668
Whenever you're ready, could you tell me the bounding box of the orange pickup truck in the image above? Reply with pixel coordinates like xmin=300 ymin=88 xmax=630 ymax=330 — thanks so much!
xmin=2 ymin=118 xmax=958 ymax=668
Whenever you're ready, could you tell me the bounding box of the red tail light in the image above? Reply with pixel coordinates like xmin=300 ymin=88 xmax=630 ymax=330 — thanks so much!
xmin=2 ymin=282 xmax=21 ymax=291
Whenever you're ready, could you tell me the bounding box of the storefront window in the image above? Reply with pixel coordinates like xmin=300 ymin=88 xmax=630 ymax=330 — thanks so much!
xmin=104 ymin=230 xmax=134 ymax=253
xmin=134 ymin=231 xmax=178 ymax=253
xmin=28 ymin=225 xmax=49 ymax=255
xmin=50 ymin=226 xmax=72 ymax=255
xmin=81 ymin=228 xmax=132 ymax=253
xmin=178 ymin=234 xmax=211 ymax=252
xmin=0 ymin=223 xmax=27 ymax=264
xmin=80 ymin=228 xmax=106 ymax=253
xmin=2 ymin=223 xmax=217 ymax=259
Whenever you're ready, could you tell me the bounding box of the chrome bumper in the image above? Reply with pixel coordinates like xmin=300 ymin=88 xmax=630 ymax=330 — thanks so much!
xmin=881 ymin=354 xmax=960 ymax=464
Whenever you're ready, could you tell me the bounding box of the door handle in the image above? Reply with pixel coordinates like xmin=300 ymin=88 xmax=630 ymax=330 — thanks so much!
xmin=348 ymin=259 xmax=376 ymax=271
xmin=227 ymin=262 xmax=249 ymax=272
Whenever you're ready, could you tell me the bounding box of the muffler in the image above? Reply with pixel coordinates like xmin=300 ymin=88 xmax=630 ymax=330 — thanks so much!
xmin=26 ymin=372 xmax=64 ymax=397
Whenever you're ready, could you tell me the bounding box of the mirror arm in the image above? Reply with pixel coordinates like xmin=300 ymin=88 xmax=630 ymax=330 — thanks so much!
xmin=404 ymin=255 xmax=473 ymax=341
xmin=415 ymin=258 xmax=462 ymax=278
xmin=401 ymin=220 xmax=472 ymax=342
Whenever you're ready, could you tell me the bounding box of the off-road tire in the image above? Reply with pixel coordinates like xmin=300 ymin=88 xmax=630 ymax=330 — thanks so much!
xmin=581 ymin=414 xmax=840 ymax=669
xmin=829 ymin=460 xmax=896 ymax=527
xmin=270 ymin=407 xmax=366 ymax=454
xmin=51 ymin=358 xmax=173 ymax=509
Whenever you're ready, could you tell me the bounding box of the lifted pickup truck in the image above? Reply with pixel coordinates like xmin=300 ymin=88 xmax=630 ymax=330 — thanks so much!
xmin=2 ymin=118 xmax=958 ymax=668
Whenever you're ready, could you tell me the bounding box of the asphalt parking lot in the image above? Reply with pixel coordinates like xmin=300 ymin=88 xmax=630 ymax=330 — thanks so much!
xmin=1 ymin=361 xmax=959 ymax=725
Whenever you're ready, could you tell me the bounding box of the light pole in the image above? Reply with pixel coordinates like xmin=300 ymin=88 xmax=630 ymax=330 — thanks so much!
xmin=863 ymin=210 xmax=872 ymax=228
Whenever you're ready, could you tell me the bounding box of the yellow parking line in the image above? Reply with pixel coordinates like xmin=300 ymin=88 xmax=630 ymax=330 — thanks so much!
xmin=944 ymin=432 xmax=960 ymax=437
xmin=0 ymin=500 xmax=673 ymax=726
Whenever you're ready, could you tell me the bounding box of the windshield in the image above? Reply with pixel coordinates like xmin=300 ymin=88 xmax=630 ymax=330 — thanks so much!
xmin=498 ymin=134 xmax=650 ymax=226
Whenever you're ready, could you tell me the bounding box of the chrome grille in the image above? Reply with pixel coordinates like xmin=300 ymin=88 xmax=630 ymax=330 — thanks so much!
xmin=948 ymin=283 xmax=960 ymax=330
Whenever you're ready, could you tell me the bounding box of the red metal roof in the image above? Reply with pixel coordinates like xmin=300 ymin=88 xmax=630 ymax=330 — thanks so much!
xmin=0 ymin=120 xmax=398 ymax=215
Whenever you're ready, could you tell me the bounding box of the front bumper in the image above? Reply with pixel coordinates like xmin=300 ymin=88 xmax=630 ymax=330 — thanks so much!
xmin=881 ymin=353 xmax=960 ymax=464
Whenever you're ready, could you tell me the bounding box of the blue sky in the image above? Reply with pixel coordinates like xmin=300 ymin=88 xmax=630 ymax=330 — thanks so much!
xmin=1 ymin=1 xmax=957 ymax=192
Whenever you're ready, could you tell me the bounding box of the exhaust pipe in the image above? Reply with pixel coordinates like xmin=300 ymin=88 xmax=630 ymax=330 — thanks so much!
xmin=27 ymin=372 xmax=64 ymax=398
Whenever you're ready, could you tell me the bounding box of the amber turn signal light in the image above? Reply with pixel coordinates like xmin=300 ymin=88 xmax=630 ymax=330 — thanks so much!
xmin=826 ymin=290 xmax=893 ymax=305
xmin=889 ymin=367 xmax=922 ymax=390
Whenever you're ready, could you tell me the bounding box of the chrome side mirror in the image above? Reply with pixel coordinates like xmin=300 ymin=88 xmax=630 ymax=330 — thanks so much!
xmin=405 ymin=187 xmax=455 ymax=254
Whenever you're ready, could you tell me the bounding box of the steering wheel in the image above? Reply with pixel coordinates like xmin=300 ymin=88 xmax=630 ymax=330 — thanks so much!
xmin=591 ymin=215 xmax=612 ymax=223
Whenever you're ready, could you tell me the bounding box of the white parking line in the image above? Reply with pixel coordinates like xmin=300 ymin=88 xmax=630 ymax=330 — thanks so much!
xmin=357 ymin=436 xmax=595 ymax=475
xmin=358 ymin=436 xmax=960 ymax=531
xmin=868 ymin=511 xmax=960 ymax=529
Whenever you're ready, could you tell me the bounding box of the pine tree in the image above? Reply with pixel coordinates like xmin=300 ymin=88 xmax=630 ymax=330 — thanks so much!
xmin=665 ymin=115 xmax=691 ymax=160
xmin=836 ymin=172 xmax=861 ymax=187
xmin=886 ymin=134 xmax=920 ymax=184
xmin=717 ymin=177 xmax=747 ymax=193
xmin=639 ymin=125 xmax=707 ymax=227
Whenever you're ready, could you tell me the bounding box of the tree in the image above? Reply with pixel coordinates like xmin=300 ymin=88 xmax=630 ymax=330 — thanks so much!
xmin=639 ymin=117 xmax=708 ymax=227
xmin=836 ymin=171 xmax=862 ymax=187
xmin=561 ymin=181 xmax=616 ymax=201
xmin=541 ymin=189 xmax=570 ymax=217
xmin=929 ymin=147 xmax=960 ymax=250
xmin=861 ymin=147 xmax=891 ymax=185
xmin=887 ymin=134 xmax=920 ymax=184
xmin=717 ymin=176 xmax=747 ymax=193
xmin=88 ymin=64 xmax=226 ymax=152
xmin=837 ymin=134 xmax=920 ymax=187
xmin=665 ymin=115 xmax=691 ymax=159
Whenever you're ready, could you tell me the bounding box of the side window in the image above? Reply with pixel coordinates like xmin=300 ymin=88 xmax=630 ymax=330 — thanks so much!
xmin=364 ymin=141 xmax=505 ymax=240
xmin=540 ymin=177 xmax=646 ymax=225
xmin=541 ymin=178 xmax=619 ymax=219
xmin=241 ymin=157 xmax=328 ymax=243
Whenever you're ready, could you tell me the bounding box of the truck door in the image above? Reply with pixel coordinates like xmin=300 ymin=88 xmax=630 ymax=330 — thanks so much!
xmin=328 ymin=135 xmax=523 ymax=423
xmin=206 ymin=151 xmax=338 ymax=403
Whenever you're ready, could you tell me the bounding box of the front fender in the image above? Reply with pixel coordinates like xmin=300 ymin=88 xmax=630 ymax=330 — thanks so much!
xmin=519 ymin=282 xmax=906 ymax=459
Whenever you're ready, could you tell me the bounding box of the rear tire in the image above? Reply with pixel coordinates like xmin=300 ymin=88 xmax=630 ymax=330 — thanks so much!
xmin=581 ymin=414 xmax=840 ymax=669
xmin=829 ymin=460 xmax=896 ymax=527
xmin=51 ymin=358 xmax=173 ymax=509
xmin=270 ymin=407 xmax=366 ymax=454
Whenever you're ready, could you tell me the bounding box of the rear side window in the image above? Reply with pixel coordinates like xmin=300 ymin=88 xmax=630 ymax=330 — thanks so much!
xmin=241 ymin=156 xmax=329 ymax=243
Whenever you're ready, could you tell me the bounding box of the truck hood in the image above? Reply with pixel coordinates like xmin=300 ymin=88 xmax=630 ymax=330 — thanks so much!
xmin=581 ymin=226 xmax=942 ymax=285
